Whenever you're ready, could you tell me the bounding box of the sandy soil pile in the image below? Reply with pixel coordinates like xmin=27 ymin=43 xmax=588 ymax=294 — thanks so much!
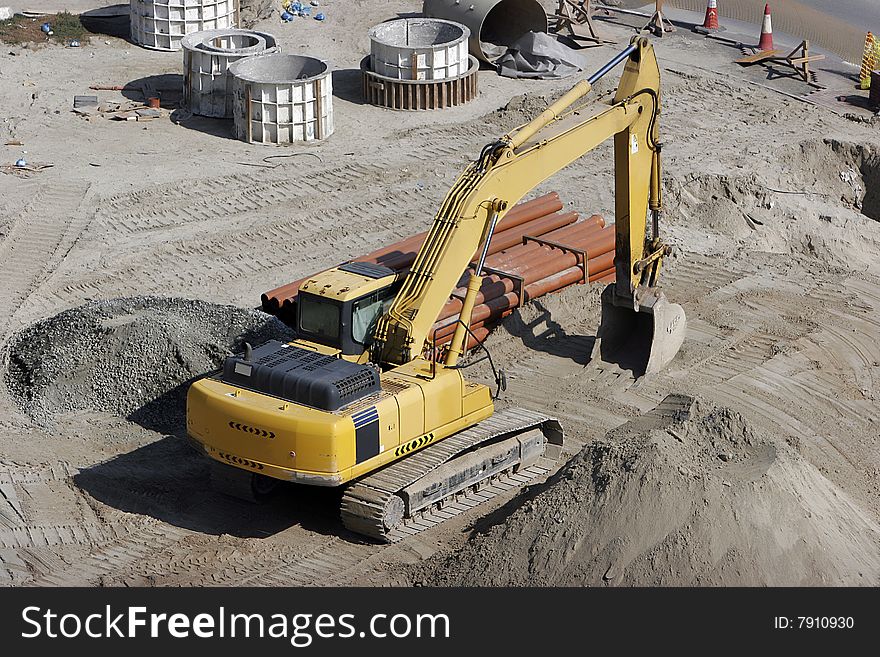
xmin=418 ymin=396 xmax=880 ymax=586
xmin=664 ymin=137 xmax=880 ymax=272
xmin=240 ymin=0 xmax=275 ymax=27
xmin=4 ymin=297 xmax=293 ymax=427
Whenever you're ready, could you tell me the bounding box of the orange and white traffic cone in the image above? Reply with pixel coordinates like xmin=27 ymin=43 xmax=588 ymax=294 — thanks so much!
xmin=757 ymin=3 xmax=774 ymax=51
xmin=702 ymin=0 xmax=719 ymax=30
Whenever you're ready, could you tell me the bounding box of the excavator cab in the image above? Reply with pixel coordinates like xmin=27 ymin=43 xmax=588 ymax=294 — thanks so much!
xmin=293 ymin=262 xmax=402 ymax=362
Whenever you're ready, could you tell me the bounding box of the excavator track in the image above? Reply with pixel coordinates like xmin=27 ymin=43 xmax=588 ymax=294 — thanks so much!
xmin=340 ymin=407 xmax=563 ymax=542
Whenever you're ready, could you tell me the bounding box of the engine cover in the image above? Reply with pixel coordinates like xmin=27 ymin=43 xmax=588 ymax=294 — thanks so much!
xmin=218 ymin=340 xmax=380 ymax=412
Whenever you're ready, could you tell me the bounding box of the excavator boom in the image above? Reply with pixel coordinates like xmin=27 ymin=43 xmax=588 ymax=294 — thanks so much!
xmin=373 ymin=37 xmax=685 ymax=375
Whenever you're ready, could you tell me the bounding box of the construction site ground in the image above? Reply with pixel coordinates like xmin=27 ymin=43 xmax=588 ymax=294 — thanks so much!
xmin=1 ymin=1 xmax=878 ymax=586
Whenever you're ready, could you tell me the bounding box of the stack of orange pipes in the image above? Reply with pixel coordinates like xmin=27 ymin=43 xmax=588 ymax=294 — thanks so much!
xmin=260 ymin=192 xmax=616 ymax=354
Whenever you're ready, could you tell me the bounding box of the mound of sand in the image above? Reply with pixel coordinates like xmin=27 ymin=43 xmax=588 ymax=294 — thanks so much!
xmin=3 ymin=297 xmax=293 ymax=426
xmin=665 ymin=138 xmax=880 ymax=273
xmin=239 ymin=0 xmax=274 ymax=27
xmin=781 ymin=139 xmax=880 ymax=223
xmin=419 ymin=395 xmax=880 ymax=586
xmin=492 ymin=74 xmax=619 ymax=127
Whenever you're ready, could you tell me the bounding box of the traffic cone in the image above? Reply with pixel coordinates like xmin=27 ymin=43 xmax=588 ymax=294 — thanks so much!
xmin=702 ymin=0 xmax=719 ymax=30
xmin=758 ymin=3 xmax=774 ymax=51
xmin=860 ymin=32 xmax=876 ymax=90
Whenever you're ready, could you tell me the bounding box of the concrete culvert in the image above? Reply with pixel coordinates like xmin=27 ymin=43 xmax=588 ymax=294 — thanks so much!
xmin=423 ymin=0 xmax=548 ymax=63
xmin=3 ymin=297 xmax=294 ymax=427
xmin=183 ymin=29 xmax=279 ymax=119
xmin=231 ymin=53 xmax=328 ymax=85
xmin=229 ymin=53 xmax=334 ymax=144
xmin=201 ymin=32 xmax=264 ymax=53
xmin=369 ymin=18 xmax=470 ymax=80
xmin=129 ymin=0 xmax=238 ymax=52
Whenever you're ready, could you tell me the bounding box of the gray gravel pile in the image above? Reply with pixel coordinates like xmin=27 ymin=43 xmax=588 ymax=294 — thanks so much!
xmin=4 ymin=297 xmax=294 ymax=427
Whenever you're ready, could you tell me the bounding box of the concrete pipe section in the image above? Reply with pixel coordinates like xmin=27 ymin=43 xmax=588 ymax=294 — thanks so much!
xmin=229 ymin=54 xmax=334 ymax=145
xmin=182 ymin=29 xmax=279 ymax=119
xmin=130 ymin=0 xmax=237 ymax=51
xmin=363 ymin=17 xmax=479 ymax=110
xmin=369 ymin=18 xmax=470 ymax=80
xmin=422 ymin=0 xmax=547 ymax=63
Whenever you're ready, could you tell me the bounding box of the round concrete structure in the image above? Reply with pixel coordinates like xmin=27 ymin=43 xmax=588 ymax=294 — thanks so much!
xmin=130 ymin=0 xmax=237 ymax=51
xmin=229 ymin=54 xmax=334 ymax=145
xmin=422 ymin=0 xmax=547 ymax=63
xmin=369 ymin=18 xmax=470 ymax=81
xmin=182 ymin=29 xmax=278 ymax=119
xmin=362 ymin=54 xmax=479 ymax=110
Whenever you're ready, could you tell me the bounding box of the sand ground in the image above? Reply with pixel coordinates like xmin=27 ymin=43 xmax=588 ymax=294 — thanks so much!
xmin=0 ymin=1 xmax=878 ymax=586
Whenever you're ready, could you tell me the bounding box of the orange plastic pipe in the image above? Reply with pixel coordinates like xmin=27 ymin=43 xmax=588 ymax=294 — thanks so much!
xmin=486 ymin=215 xmax=606 ymax=270
xmin=436 ymin=226 xmax=614 ymax=321
xmin=360 ymin=195 xmax=567 ymax=272
xmin=357 ymin=193 xmax=564 ymax=269
xmin=263 ymin=194 xmax=564 ymax=311
xmin=480 ymin=211 xmax=578 ymax=257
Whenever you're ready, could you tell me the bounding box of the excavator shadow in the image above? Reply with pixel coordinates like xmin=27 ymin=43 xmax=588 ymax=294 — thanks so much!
xmin=74 ymin=437 xmax=355 ymax=540
xmin=500 ymin=300 xmax=596 ymax=366
xmin=74 ymin=382 xmax=359 ymax=541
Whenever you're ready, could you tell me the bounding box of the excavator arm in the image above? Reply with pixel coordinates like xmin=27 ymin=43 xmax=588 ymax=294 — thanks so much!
xmin=373 ymin=37 xmax=685 ymax=374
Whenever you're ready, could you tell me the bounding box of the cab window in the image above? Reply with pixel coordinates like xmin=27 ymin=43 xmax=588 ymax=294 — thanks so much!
xmin=298 ymin=294 xmax=341 ymax=344
xmin=351 ymin=289 xmax=395 ymax=346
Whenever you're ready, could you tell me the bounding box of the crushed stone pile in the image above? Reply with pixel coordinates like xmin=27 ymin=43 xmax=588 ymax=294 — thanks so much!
xmin=3 ymin=297 xmax=294 ymax=427
xmin=418 ymin=395 xmax=880 ymax=586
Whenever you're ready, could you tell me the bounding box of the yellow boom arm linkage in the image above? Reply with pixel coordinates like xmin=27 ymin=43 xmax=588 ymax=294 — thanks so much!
xmin=372 ymin=38 xmax=682 ymax=374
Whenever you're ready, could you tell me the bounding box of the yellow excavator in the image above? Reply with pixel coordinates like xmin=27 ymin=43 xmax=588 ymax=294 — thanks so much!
xmin=186 ymin=38 xmax=686 ymax=541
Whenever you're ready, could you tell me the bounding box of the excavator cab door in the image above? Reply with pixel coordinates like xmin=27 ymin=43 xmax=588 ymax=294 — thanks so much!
xmin=590 ymin=283 xmax=686 ymax=377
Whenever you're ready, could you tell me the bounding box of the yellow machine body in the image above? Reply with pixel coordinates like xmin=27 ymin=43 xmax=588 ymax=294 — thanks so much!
xmin=188 ymin=357 xmax=492 ymax=486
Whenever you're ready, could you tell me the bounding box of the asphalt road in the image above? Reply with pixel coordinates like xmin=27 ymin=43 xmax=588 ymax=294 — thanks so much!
xmin=792 ymin=0 xmax=878 ymax=30
xmin=627 ymin=0 xmax=879 ymax=32
xmin=627 ymin=0 xmax=877 ymax=62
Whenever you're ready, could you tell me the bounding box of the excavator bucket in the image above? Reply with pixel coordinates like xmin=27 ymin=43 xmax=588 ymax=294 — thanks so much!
xmin=590 ymin=284 xmax=686 ymax=377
